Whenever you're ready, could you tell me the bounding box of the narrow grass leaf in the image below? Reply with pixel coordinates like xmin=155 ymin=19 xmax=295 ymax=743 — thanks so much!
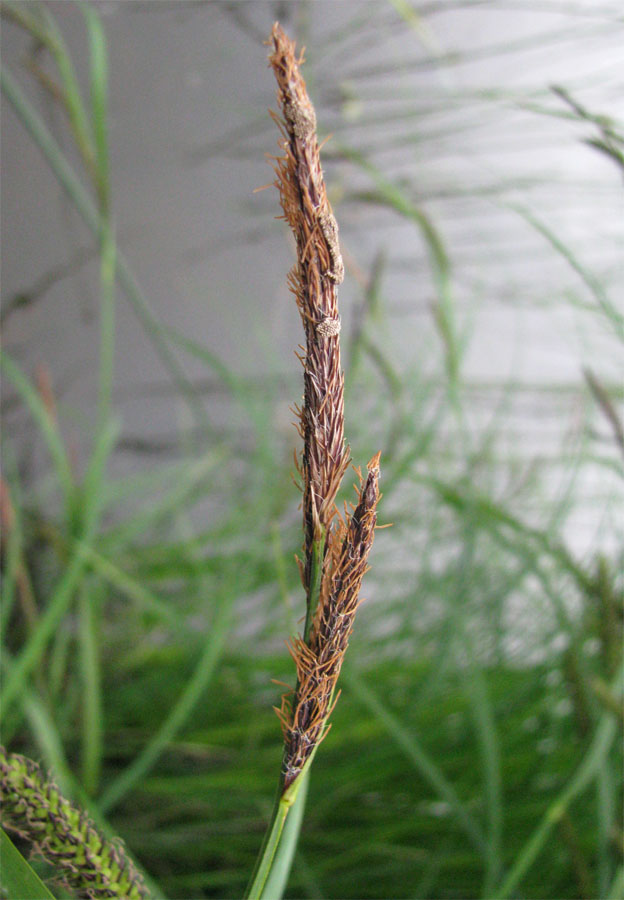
xmin=343 ymin=667 xmax=486 ymax=855
xmin=0 ymin=828 xmax=56 ymax=900
xmin=0 ymin=351 xmax=74 ymax=517
xmin=78 ymin=583 xmax=103 ymax=796
xmin=82 ymin=2 xmax=110 ymax=211
xmin=495 ymin=660 xmax=624 ymax=899
xmin=0 ymin=64 xmax=209 ymax=431
xmin=99 ymin=583 xmax=236 ymax=814
xmin=40 ymin=6 xmax=96 ymax=179
xmin=0 ymin=543 xmax=90 ymax=719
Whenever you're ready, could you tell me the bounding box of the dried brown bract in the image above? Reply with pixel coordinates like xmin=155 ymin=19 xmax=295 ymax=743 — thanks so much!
xmin=269 ymin=23 xmax=349 ymax=579
xmin=278 ymin=455 xmax=381 ymax=788
xmin=268 ymin=24 xmax=381 ymax=793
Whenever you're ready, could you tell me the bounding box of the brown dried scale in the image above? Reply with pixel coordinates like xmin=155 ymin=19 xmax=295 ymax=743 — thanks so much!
xmin=278 ymin=455 xmax=381 ymax=787
xmin=269 ymin=22 xmax=349 ymax=577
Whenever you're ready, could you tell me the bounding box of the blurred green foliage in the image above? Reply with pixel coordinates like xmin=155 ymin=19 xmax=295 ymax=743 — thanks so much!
xmin=1 ymin=3 xmax=622 ymax=899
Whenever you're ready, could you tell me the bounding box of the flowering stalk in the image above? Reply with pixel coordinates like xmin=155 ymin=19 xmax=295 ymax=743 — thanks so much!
xmin=246 ymin=24 xmax=381 ymax=898
xmin=0 ymin=747 xmax=149 ymax=899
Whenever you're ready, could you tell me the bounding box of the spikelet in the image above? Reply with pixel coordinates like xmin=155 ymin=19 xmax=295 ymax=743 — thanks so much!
xmin=280 ymin=456 xmax=381 ymax=787
xmin=269 ymin=22 xmax=381 ymax=793
xmin=269 ymin=23 xmax=350 ymax=586
xmin=0 ymin=747 xmax=149 ymax=898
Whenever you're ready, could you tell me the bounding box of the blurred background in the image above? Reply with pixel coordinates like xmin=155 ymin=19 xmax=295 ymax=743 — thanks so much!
xmin=1 ymin=1 xmax=622 ymax=898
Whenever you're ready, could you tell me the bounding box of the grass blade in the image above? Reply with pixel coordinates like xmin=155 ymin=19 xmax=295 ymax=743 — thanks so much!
xmin=99 ymin=579 xmax=236 ymax=814
xmin=0 ymin=64 xmax=209 ymax=432
xmin=1 ymin=544 xmax=90 ymax=719
xmin=78 ymin=582 xmax=103 ymax=796
xmin=0 ymin=829 xmax=56 ymax=900
xmin=0 ymin=352 xmax=75 ymax=518
xmin=81 ymin=1 xmax=110 ymax=211
xmin=343 ymin=667 xmax=486 ymax=855
xmin=495 ymin=660 xmax=624 ymax=899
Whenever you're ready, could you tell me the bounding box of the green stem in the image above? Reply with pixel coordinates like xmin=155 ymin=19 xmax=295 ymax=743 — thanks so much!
xmin=78 ymin=583 xmax=102 ymax=795
xmin=245 ymin=768 xmax=310 ymax=900
xmin=303 ymin=533 xmax=325 ymax=643
xmin=246 ymin=529 xmax=325 ymax=899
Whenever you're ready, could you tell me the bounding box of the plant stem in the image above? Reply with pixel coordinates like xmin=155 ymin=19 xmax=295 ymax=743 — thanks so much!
xmin=247 ymin=24 xmax=382 ymax=898
xmin=303 ymin=533 xmax=325 ymax=643
xmin=245 ymin=769 xmax=309 ymax=900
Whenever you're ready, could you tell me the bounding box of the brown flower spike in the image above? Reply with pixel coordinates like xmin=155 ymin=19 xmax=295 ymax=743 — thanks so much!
xmin=268 ymin=23 xmax=381 ymax=791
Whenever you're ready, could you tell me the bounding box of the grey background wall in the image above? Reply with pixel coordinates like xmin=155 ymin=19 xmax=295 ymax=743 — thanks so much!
xmin=2 ymin=0 xmax=622 ymax=553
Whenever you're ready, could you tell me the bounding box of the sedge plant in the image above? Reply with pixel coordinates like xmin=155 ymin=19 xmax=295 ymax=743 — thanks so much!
xmin=245 ymin=24 xmax=382 ymax=899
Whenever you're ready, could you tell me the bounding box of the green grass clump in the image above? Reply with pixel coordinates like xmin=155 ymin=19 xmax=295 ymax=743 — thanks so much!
xmin=1 ymin=4 xmax=622 ymax=899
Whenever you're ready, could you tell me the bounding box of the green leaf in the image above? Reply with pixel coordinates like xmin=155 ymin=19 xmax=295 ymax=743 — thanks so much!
xmin=343 ymin=667 xmax=486 ymax=855
xmin=0 ymin=351 xmax=75 ymax=522
xmin=495 ymin=659 xmax=624 ymax=899
xmin=0 ymin=829 xmax=56 ymax=900
xmin=0 ymin=64 xmax=209 ymax=432
xmin=82 ymin=1 xmax=110 ymax=211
